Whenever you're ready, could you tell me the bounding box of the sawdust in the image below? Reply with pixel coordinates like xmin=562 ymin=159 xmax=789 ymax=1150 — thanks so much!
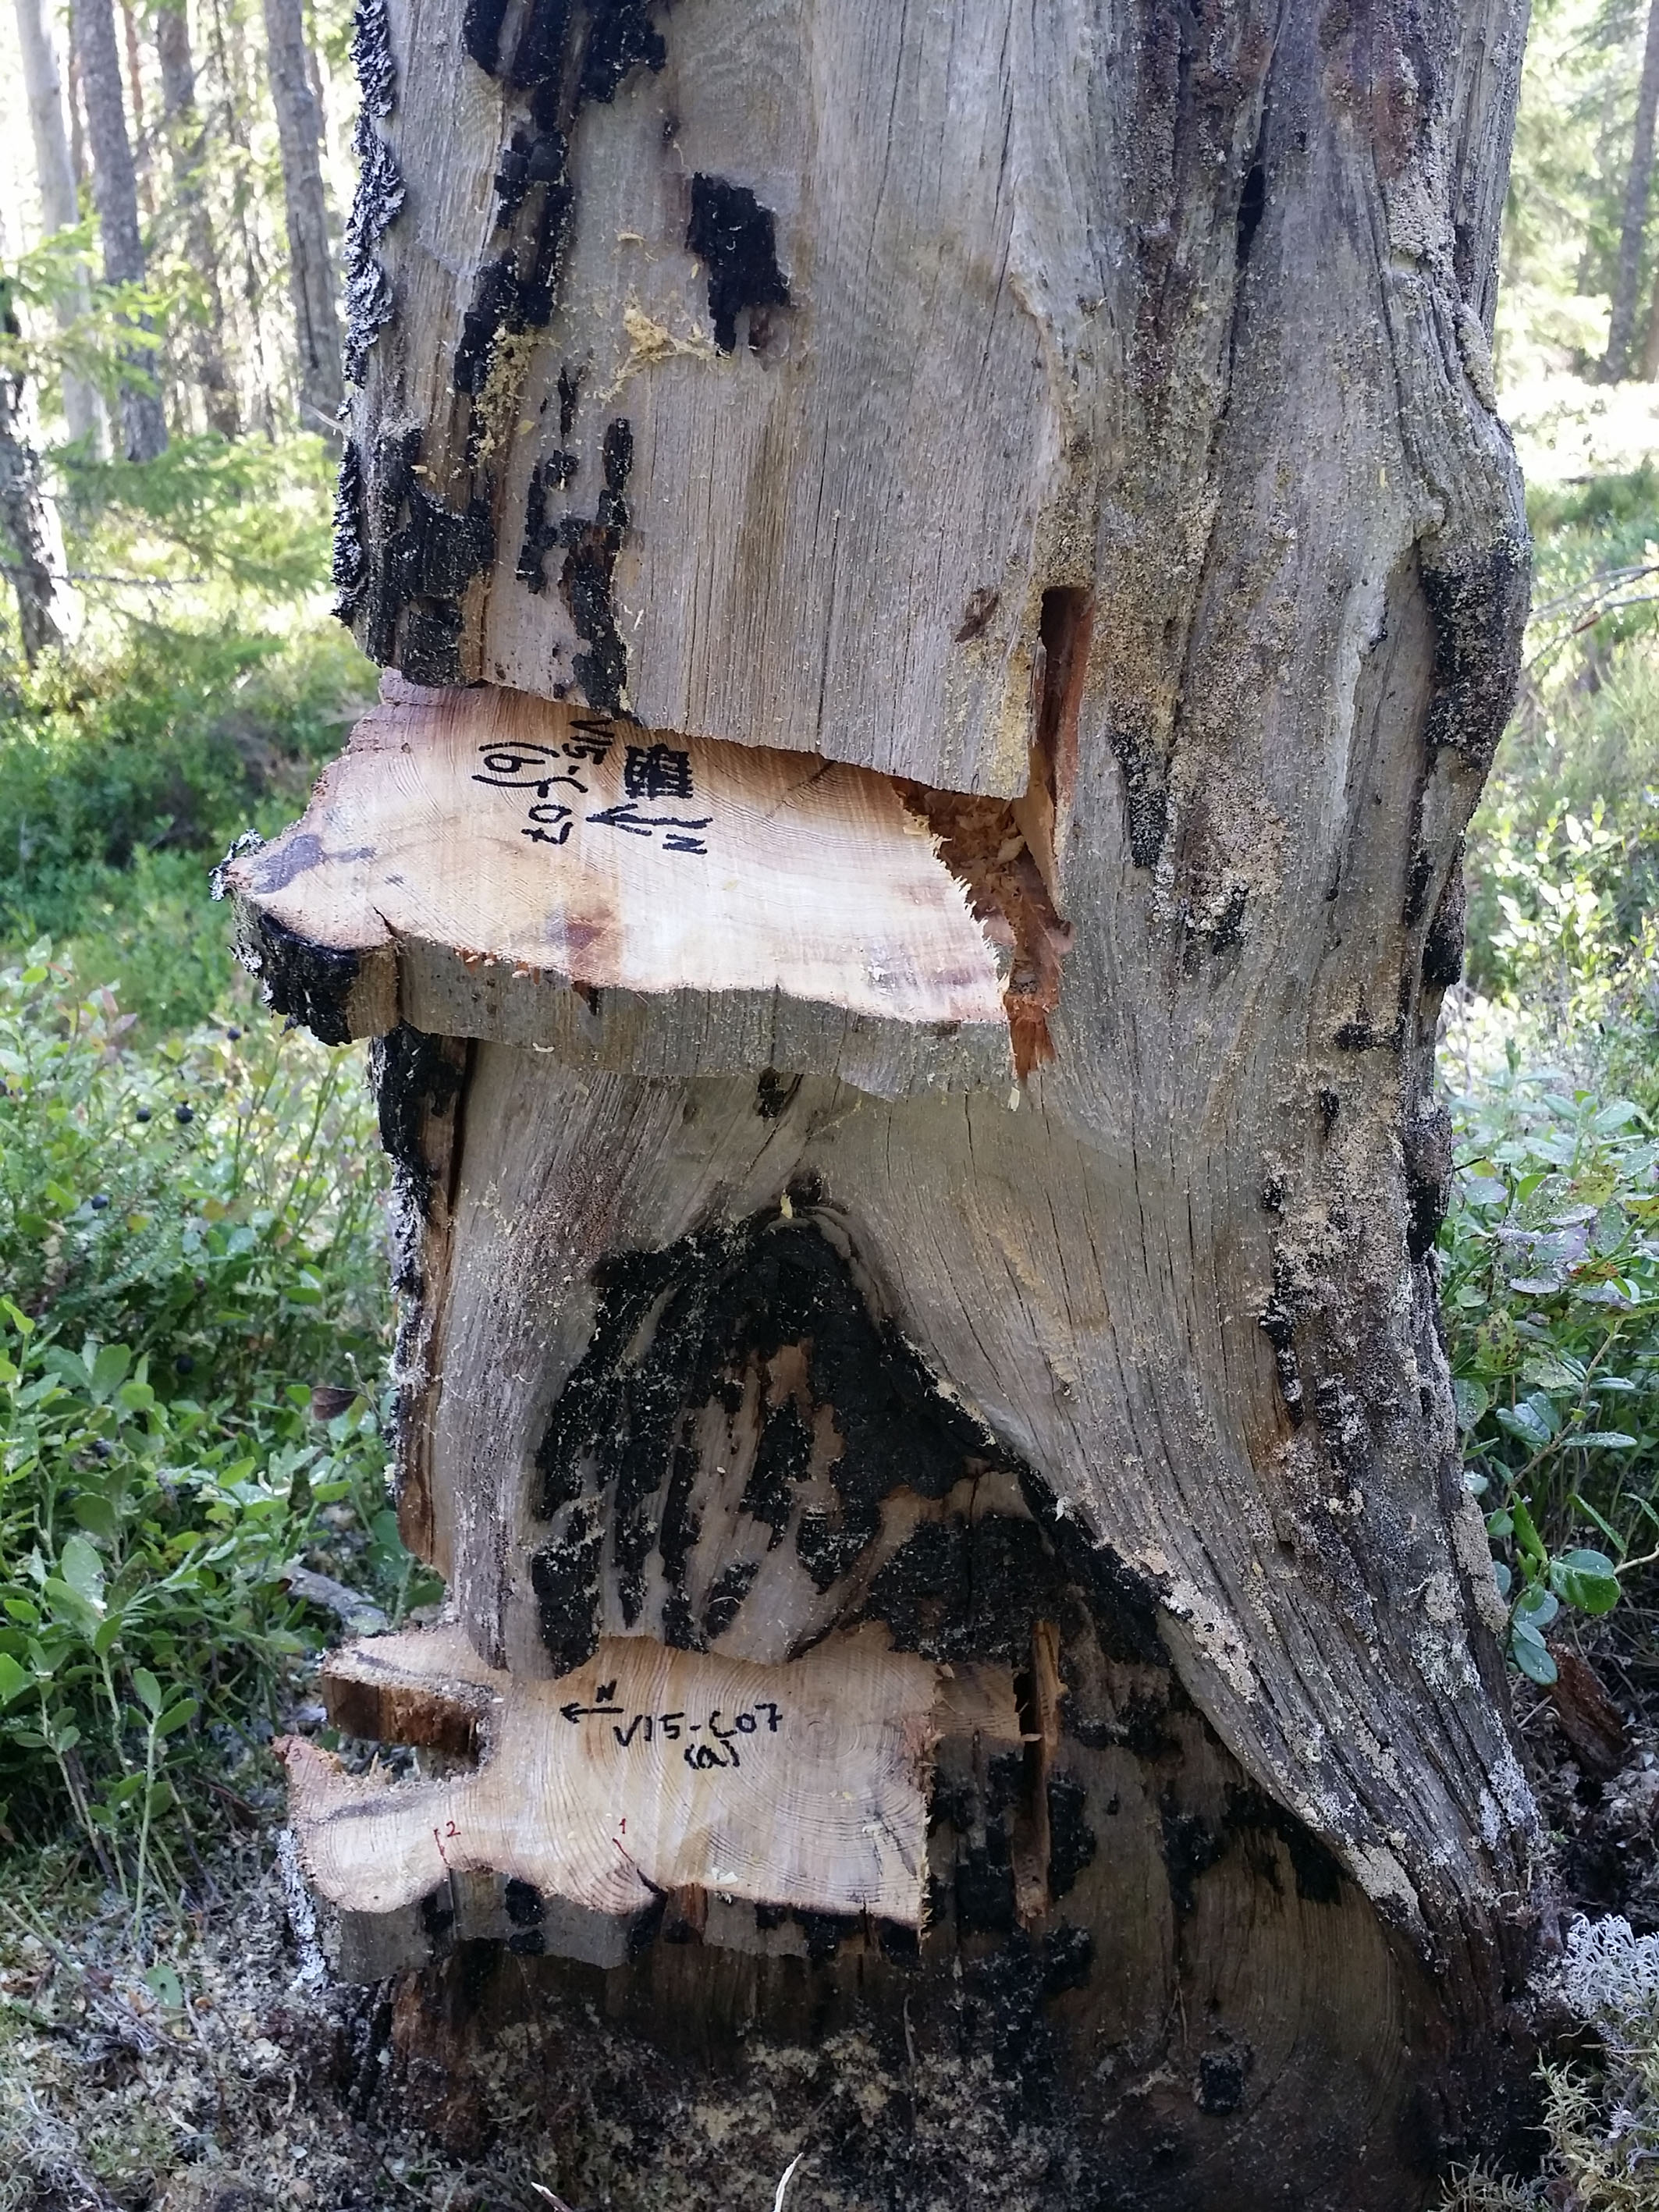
xmin=595 ymin=303 xmax=717 ymax=404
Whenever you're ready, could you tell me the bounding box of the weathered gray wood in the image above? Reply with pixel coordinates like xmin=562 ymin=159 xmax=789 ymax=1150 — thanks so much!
xmin=336 ymin=0 xmax=1092 ymax=789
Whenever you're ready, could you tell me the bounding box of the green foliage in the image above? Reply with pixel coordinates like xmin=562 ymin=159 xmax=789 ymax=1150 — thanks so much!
xmin=1457 ymin=473 xmax=1659 ymax=1116
xmin=0 ymin=223 xmax=169 ymax=415
xmin=1441 ymin=1074 xmax=1659 ymax=1678
xmin=55 ymin=434 xmax=338 ymax=599
xmin=0 ymin=619 xmax=371 ymax=1007
xmin=0 ymin=938 xmax=429 ymax=1883
xmin=1498 ymin=0 xmax=1659 ymax=376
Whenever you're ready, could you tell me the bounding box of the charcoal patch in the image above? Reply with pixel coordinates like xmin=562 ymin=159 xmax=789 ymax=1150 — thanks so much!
xmin=1197 ymin=2047 xmax=1251 ymax=2115
xmin=1420 ymin=536 xmax=1531 ymax=769
xmin=461 ymin=0 xmax=511 ymax=72
xmin=240 ymin=915 xmax=361 ymax=1049
xmin=579 ymin=0 xmax=665 ymax=100
xmin=1225 ymin=1787 xmax=1344 ymax=1905
xmin=1160 ymin=1802 xmax=1227 ymax=1916
xmin=350 ymin=428 xmax=492 ymax=679
xmin=531 ymin=1514 xmax=603 ymax=1672
xmin=332 ymin=441 xmax=367 ymax=623
xmin=504 ymin=1878 xmax=544 ymax=1926
xmin=369 ymin=1024 xmax=464 ymax=1216
xmin=1235 ymin=160 xmax=1266 ymax=264
xmin=553 ymin=417 xmax=634 ymax=712
xmin=1423 ymin=854 xmax=1467 ymax=987
xmin=1046 ymin=1773 xmax=1096 ymax=1900
xmin=701 ymin=1557 xmax=758 ymax=1642
xmin=526 ymin=1207 xmax=1167 ymax=1672
xmin=342 ymin=108 xmax=404 ymax=386
xmin=864 ymin=1514 xmax=1064 ymax=1667
xmin=739 ymin=1397 xmax=812 ymax=1546
xmin=1110 ymin=722 xmax=1168 ymax=869
xmin=1402 ymin=1105 xmax=1455 ymax=1262
xmin=686 ymin=174 xmax=791 ymax=352
xmin=350 ymin=0 xmax=396 ymax=116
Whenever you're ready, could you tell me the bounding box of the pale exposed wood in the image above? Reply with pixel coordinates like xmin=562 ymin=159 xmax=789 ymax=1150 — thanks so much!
xmin=269 ymin=0 xmax=1553 ymax=2196
xmin=226 ymin=677 xmax=1015 ymax=1095
xmin=281 ymin=1622 xmax=1018 ymax=1927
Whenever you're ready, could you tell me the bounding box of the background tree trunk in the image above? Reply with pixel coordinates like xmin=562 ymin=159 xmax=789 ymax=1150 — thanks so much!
xmin=71 ymin=0 xmax=166 ymax=459
xmin=242 ymin=1 xmax=1543 ymax=2204
xmin=118 ymin=0 xmax=152 ymax=218
xmin=155 ymin=0 xmax=237 ymax=435
xmin=261 ymin=0 xmax=340 ymax=431
xmin=1605 ymin=0 xmax=1659 ymax=379
xmin=14 ymin=0 xmax=103 ymax=450
xmin=0 ymin=296 xmax=66 ymax=662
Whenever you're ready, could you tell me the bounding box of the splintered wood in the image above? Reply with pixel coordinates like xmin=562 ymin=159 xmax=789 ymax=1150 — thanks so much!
xmin=225 ymin=678 xmax=1014 ymax=1095
xmin=279 ymin=1624 xmax=1020 ymax=1929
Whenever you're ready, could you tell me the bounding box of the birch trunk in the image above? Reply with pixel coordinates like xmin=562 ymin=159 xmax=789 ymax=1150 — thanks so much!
xmin=155 ymin=0 xmax=237 ymax=435
xmin=13 ymin=0 xmax=102 ymax=449
xmin=71 ymin=0 xmax=166 ymax=458
xmin=234 ymin=2 xmax=1547 ymax=2203
xmin=261 ymin=0 xmax=342 ymax=430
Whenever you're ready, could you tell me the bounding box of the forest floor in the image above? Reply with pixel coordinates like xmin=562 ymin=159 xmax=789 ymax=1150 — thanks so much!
xmin=4 ymin=1628 xmax=1659 ymax=2212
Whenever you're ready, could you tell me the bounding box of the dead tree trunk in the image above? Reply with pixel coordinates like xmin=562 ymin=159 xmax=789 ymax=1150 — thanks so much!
xmin=230 ymin=4 xmax=1544 ymax=2207
xmin=13 ymin=0 xmax=103 ymax=449
xmin=261 ymin=0 xmax=341 ymax=431
xmin=1607 ymin=0 xmax=1659 ymax=381
xmin=155 ymin=0 xmax=238 ymax=436
xmin=71 ymin=0 xmax=166 ymax=459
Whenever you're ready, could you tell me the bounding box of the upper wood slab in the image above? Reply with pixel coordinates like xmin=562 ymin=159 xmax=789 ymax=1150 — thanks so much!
xmin=226 ymin=680 xmax=1014 ymax=1096
xmin=338 ymin=0 xmax=1085 ymax=794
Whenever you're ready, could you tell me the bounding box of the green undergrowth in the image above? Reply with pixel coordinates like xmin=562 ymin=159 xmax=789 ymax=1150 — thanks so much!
xmin=1441 ymin=1073 xmax=1659 ymax=1676
xmin=0 ymin=937 xmax=428 ymax=1913
xmin=0 ymin=619 xmax=373 ymax=1030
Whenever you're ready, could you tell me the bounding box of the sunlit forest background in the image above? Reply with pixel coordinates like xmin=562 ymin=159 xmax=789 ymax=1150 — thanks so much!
xmin=3 ymin=0 xmax=1659 ymax=2200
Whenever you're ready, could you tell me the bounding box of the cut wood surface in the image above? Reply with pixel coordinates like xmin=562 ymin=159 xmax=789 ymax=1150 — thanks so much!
xmin=281 ymin=1622 xmax=1019 ymax=1928
xmin=226 ymin=677 xmax=1014 ymax=1096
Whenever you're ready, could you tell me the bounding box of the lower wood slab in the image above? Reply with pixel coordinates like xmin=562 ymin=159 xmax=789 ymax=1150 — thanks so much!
xmin=280 ymin=1622 xmax=1019 ymax=1929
